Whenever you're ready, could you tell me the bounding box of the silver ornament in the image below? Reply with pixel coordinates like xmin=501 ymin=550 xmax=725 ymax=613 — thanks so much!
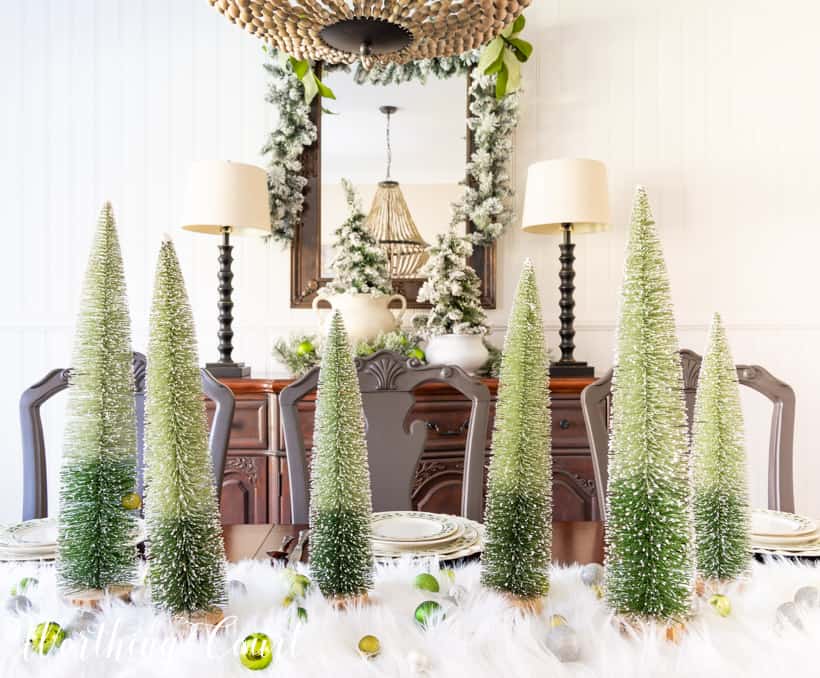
xmin=580 ymin=563 xmax=604 ymax=587
xmin=447 ymin=584 xmax=468 ymax=606
xmin=406 ymin=650 xmax=432 ymax=675
xmin=776 ymin=601 xmax=804 ymax=630
xmin=67 ymin=609 xmax=99 ymax=635
xmin=129 ymin=585 xmax=150 ymax=606
xmin=794 ymin=586 xmax=820 ymax=608
xmin=228 ymin=579 xmax=248 ymax=597
xmin=545 ymin=625 xmax=581 ymax=662
xmin=4 ymin=595 xmax=32 ymax=615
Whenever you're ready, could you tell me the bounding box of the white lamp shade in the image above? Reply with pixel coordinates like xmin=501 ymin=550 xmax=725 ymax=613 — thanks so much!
xmin=521 ymin=158 xmax=610 ymax=235
xmin=181 ymin=160 xmax=271 ymax=236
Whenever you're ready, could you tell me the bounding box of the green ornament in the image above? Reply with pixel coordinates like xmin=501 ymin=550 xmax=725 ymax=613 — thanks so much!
xmin=296 ymin=340 xmax=315 ymax=356
xmin=239 ymin=633 xmax=274 ymax=670
xmin=357 ymin=634 xmax=381 ymax=659
xmin=414 ymin=600 xmax=444 ymax=628
xmin=29 ymin=621 xmax=66 ymax=655
xmin=121 ymin=492 xmax=142 ymax=511
xmin=287 ymin=571 xmax=312 ymax=598
xmin=296 ymin=607 xmax=308 ymax=623
xmin=11 ymin=577 xmax=38 ymax=596
xmin=709 ymin=593 xmax=732 ymax=617
xmin=407 ymin=347 xmax=426 ymax=361
xmin=414 ymin=573 xmax=440 ymax=593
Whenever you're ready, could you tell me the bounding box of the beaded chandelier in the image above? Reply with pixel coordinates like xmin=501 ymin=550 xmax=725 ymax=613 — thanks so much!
xmin=207 ymin=0 xmax=532 ymax=67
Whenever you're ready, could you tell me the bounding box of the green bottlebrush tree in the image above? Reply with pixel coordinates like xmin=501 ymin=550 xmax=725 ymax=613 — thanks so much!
xmin=309 ymin=311 xmax=374 ymax=599
xmin=481 ymin=260 xmax=552 ymax=599
xmin=327 ymin=180 xmax=391 ymax=296
xmin=605 ymin=186 xmax=694 ymax=622
xmin=693 ymin=313 xmax=751 ymax=581
xmin=145 ymin=239 xmax=227 ymax=615
xmin=58 ymin=202 xmax=138 ymax=592
xmin=416 ymin=227 xmax=489 ymax=336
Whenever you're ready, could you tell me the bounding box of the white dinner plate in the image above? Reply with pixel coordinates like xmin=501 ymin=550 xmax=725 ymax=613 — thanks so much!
xmin=751 ymin=509 xmax=816 ymax=538
xmin=371 ymin=511 xmax=459 ymax=543
xmin=373 ymin=518 xmax=484 ymax=561
xmin=0 ymin=518 xmax=57 ymax=547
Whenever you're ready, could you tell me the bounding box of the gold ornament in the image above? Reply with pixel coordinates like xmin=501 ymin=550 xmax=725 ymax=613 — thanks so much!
xmin=239 ymin=633 xmax=274 ymax=671
xmin=121 ymin=492 xmax=142 ymax=511
xmin=358 ymin=634 xmax=381 ymax=659
xmin=549 ymin=614 xmax=568 ymax=628
xmin=709 ymin=594 xmax=732 ymax=617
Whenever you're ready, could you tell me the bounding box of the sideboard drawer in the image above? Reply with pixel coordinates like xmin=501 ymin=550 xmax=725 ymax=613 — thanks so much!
xmin=551 ymin=397 xmax=588 ymax=448
xmin=208 ymin=398 xmax=268 ymax=450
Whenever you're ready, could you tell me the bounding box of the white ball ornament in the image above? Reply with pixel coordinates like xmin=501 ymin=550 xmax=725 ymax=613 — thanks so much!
xmin=5 ymin=595 xmax=33 ymax=615
xmin=406 ymin=650 xmax=433 ymax=675
xmin=447 ymin=584 xmax=468 ymax=606
xmin=776 ymin=602 xmax=804 ymax=631
xmin=228 ymin=579 xmax=248 ymax=597
xmin=545 ymin=625 xmax=581 ymax=662
xmin=794 ymin=586 xmax=820 ymax=608
xmin=580 ymin=563 xmax=604 ymax=587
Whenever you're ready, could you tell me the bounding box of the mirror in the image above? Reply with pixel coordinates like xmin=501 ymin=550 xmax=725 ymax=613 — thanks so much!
xmin=290 ymin=66 xmax=497 ymax=309
xmin=320 ymin=72 xmax=467 ymax=279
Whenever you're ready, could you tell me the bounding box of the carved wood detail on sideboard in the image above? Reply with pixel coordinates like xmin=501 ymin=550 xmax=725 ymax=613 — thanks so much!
xmin=209 ymin=376 xmax=598 ymax=525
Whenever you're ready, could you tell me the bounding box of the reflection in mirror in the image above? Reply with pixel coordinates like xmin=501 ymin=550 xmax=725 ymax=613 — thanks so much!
xmin=320 ymin=71 xmax=467 ymax=280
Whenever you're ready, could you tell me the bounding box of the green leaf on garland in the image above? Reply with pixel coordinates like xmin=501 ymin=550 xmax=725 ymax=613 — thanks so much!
xmin=502 ymin=49 xmax=522 ymax=93
xmin=495 ymin=64 xmax=509 ymax=99
xmin=507 ymin=37 xmax=533 ymax=62
xmin=315 ymin=77 xmax=336 ymax=100
xmin=302 ymin=71 xmax=319 ymax=105
xmin=484 ymin=54 xmax=504 ymax=76
xmin=478 ymin=37 xmax=504 ymax=73
xmin=512 ymin=14 xmax=526 ymax=35
xmin=289 ymin=57 xmax=310 ymax=80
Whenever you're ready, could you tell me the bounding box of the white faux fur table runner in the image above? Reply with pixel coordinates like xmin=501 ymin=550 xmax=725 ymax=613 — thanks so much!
xmin=1 ymin=557 xmax=818 ymax=678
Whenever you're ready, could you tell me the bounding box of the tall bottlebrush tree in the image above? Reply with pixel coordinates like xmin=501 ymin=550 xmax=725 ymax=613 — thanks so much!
xmin=145 ymin=239 xmax=227 ymax=615
xmin=692 ymin=313 xmax=751 ymax=582
xmin=481 ymin=260 xmax=552 ymax=601
xmin=605 ymin=186 xmax=694 ymax=622
xmin=58 ymin=202 xmax=138 ymax=592
xmin=309 ymin=311 xmax=374 ymax=600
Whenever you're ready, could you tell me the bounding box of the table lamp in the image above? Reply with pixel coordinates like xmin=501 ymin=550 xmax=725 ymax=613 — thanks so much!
xmin=181 ymin=160 xmax=271 ymax=378
xmin=521 ymin=158 xmax=610 ymax=377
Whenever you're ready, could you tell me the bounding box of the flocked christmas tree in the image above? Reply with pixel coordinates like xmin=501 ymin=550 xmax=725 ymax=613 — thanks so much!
xmin=145 ymin=239 xmax=227 ymax=616
xmin=692 ymin=313 xmax=751 ymax=582
xmin=481 ymin=260 xmax=551 ymax=602
xmin=58 ymin=202 xmax=138 ymax=593
xmin=327 ymin=180 xmax=391 ymax=296
xmin=416 ymin=227 xmax=488 ymax=335
xmin=605 ymin=186 xmax=694 ymax=622
xmin=309 ymin=311 xmax=374 ymax=600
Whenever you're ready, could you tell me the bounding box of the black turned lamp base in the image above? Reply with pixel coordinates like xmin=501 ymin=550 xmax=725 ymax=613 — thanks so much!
xmin=205 ymin=361 xmax=251 ymax=378
xmin=549 ymin=361 xmax=594 ymax=378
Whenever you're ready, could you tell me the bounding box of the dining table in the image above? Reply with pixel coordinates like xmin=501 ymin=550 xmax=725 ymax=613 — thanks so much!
xmin=222 ymin=520 xmax=605 ymax=564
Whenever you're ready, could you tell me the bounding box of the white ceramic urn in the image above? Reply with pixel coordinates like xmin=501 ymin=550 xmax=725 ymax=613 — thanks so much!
xmin=312 ymin=291 xmax=407 ymax=344
xmin=424 ymin=334 xmax=489 ymax=375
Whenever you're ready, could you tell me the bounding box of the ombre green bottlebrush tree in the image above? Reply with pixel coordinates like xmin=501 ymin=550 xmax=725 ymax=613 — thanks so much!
xmin=605 ymin=186 xmax=694 ymax=622
xmin=693 ymin=313 xmax=751 ymax=582
xmin=481 ymin=260 xmax=552 ymax=601
xmin=309 ymin=311 xmax=374 ymax=599
xmin=58 ymin=202 xmax=138 ymax=592
xmin=145 ymin=239 xmax=226 ymax=615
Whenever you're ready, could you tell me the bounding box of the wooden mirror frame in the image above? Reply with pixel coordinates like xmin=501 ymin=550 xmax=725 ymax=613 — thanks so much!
xmin=290 ymin=67 xmax=496 ymax=309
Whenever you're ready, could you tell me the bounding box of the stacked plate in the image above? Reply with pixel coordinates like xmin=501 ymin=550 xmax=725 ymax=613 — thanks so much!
xmin=751 ymin=509 xmax=820 ymax=557
xmin=370 ymin=511 xmax=483 ymax=562
xmin=0 ymin=517 xmax=146 ymax=562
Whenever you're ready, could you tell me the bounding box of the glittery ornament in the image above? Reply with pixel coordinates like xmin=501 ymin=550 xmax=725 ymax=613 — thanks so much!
xmin=5 ymin=595 xmax=33 ymax=615
xmin=708 ymin=594 xmax=732 ymax=617
xmin=605 ymin=186 xmax=694 ymax=622
xmin=414 ymin=573 xmax=440 ymax=593
xmin=227 ymin=580 xmax=248 ymax=597
xmin=414 ymin=600 xmax=444 ymax=628
xmin=447 ymin=584 xmax=468 ymax=606
xmin=121 ymin=492 xmax=142 ymax=511
xmin=357 ymin=635 xmax=381 ymax=659
xmin=776 ymin=602 xmax=803 ymax=630
xmin=239 ymin=633 xmax=274 ymax=670
xmin=794 ymin=586 xmax=820 ymax=608
xmin=10 ymin=577 xmax=38 ymax=596
xmin=545 ymin=625 xmax=580 ymax=662
xmin=481 ymin=261 xmax=551 ymax=599
xmin=29 ymin=621 xmax=66 ymax=655
xmin=580 ymin=564 xmax=604 ymax=587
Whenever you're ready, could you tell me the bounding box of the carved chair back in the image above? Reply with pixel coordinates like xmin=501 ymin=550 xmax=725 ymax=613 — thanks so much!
xmin=279 ymin=350 xmax=492 ymax=524
xmin=19 ymin=354 xmax=235 ymax=520
xmin=580 ymin=349 xmax=796 ymax=519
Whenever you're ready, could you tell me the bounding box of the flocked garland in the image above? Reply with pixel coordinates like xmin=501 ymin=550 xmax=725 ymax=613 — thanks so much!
xmin=262 ymin=51 xmax=519 ymax=245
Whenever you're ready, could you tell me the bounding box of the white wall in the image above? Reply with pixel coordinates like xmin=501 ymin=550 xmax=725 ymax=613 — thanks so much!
xmin=1 ymin=0 xmax=818 ymax=522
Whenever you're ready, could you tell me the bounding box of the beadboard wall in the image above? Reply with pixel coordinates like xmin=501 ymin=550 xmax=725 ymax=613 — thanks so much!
xmin=1 ymin=0 xmax=819 ymax=522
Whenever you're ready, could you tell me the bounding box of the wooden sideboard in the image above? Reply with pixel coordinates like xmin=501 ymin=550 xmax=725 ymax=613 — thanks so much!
xmin=206 ymin=375 xmax=598 ymax=526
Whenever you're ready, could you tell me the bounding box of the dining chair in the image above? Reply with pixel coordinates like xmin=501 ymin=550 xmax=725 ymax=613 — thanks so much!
xmin=19 ymin=353 xmax=235 ymax=520
xmin=280 ymin=350 xmax=492 ymax=524
xmin=580 ymin=348 xmax=796 ymax=519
